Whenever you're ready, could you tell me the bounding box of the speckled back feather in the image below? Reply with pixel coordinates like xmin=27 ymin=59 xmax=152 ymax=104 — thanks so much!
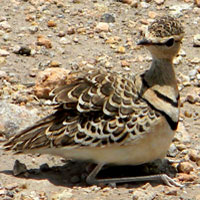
xmin=4 ymin=69 xmax=161 ymax=152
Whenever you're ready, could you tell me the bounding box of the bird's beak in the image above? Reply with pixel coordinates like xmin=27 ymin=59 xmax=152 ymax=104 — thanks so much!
xmin=137 ymin=39 xmax=152 ymax=46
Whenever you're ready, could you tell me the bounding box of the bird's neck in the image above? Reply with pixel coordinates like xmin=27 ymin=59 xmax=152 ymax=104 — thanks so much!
xmin=144 ymin=57 xmax=177 ymax=89
xmin=137 ymin=57 xmax=180 ymax=128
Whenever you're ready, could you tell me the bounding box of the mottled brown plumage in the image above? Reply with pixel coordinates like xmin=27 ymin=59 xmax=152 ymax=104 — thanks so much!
xmin=3 ymin=16 xmax=184 ymax=186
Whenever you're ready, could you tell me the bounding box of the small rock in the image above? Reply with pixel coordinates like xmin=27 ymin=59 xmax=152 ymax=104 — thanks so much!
xmin=169 ymin=4 xmax=192 ymax=17
xmin=148 ymin=11 xmax=158 ymax=19
xmin=0 ymin=101 xmax=39 ymax=137
xmin=188 ymin=69 xmax=197 ymax=78
xmin=0 ymin=49 xmax=9 ymax=56
xmin=33 ymin=68 xmax=71 ymax=98
xmin=37 ymin=35 xmax=52 ymax=48
xmin=59 ymin=37 xmax=71 ymax=45
xmin=195 ymin=0 xmax=200 ymax=8
xmin=5 ymin=183 xmax=18 ymax=190
xmin=40 ymin=163 xmax=50 ymax=172
xmin=177 ymin=173 xmax=197 ymax=182
xmin=0 ymin=70 xmax=7 ymax=78
xmin=177 ymin=162 xmax=194 ymax=174
xmin=28 ymin=26 xmax=38 ymax=34
xmin=193 ymin=34 xmax=200 ymax=47
xmin=188 ymin=149 xmax=200 ymax=163
xmin=73 ymin=37 xmax=79 ymax=43
xmin=175 ymin=122 xmax=191 ymax=144
xmin=154 ymin=0 xmax=165 ymax=5
xmin=47 ymin=20 xmax=57 ymax=27
xmin=167 ymin=143 xmax=179 ymax=157
xmin=0 ymin=189 xmax=6 ymax=195
xmin=119 ymin=0 xmax=133 ymax=4
xmin=121 ymin=60 xmax=130 ymax=68
xmin=67 ymin=26 xmax=75 ymax=35
xmin=0 ymin=57 xmax=5 ymax=64
xmin=51 ymin=189 xmax=73 ymax=200
xmin=140 ymin=2 xmax=150 ymax=8
xmin=184 ymin=110 xmax=192 ymax=118
xmin=0 ymin=21 xmax=11 ymax=31
xmin=58 ymin=31 xmax=65 ymax=37
xmin=100 ymin=13 xmax=115 ymax=23
xmin=165 ymin=187 xmax=178 ymax=196
xmin=48 ymin=61 xmax=61 ymax=67
xmin=14 ymin=46 xmax=31 ymax=56
xmin=116 ymin=46 xmax=125 ymax=54
xmin=13 ymin=160 xmax=27 ymax=176
xmin=132 ymin=189 xmax=156 ymax=200
xmin=95 ymin=22 xmax=109 ymax=32
xmin=190 ymin=57 xmax=200 ymax=64
xmin=197 ymin=74 xmax=200 ymax=80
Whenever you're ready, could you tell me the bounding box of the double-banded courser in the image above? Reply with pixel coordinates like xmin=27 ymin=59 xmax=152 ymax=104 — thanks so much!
xmin=3 ymin=15 xmax=184 ymax=186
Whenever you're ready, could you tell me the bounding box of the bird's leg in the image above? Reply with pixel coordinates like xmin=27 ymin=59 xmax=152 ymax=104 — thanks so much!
xmin=86 ymin=163 xmax=184 ymax=187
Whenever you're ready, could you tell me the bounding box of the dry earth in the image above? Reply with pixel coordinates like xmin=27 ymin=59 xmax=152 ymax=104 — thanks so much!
xmin=0 ymin=0 xmax=200 ymax=199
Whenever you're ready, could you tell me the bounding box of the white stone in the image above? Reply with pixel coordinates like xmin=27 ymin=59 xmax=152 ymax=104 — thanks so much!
xmin=0 ymin=49 xmax=9 ymax=56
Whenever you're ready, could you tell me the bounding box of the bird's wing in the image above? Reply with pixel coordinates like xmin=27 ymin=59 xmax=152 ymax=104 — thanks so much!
xmin=4 ymin=69 xmax=160 ymax=152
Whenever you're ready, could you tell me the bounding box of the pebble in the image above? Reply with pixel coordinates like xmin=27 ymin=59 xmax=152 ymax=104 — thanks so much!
xmin=164 ymin=187 xmax=178 ymax=196
xmin=148 ymin=11 xmax=158 ymax=19
xmin=28 ymin=26 xmax=38 ymax=34
xmin=67 ymin=26 xmax=75 ymax=35
xmin=193 ymin=34 xmax=200 ymax=47
xmin=174 ymin=122 xmax=191 ymax=143
xmin=120 ymin=0 xmax=133 ymax=4
xmin=40 ymin=163 xmax=50 ymax=172
xmin=167 ymin=143 xmax=179 ymax=157
xmin=0 ymin=49 xmax=9 ymax=56
xmin=95 ymin=22 xmax=109 ymax=32
xmin=188 ymin=149 xmax=200 ymax=163
xmin=121 ymin=60 xmax=130 ymax=67
xmin=5 ymin=183 xmax=18 ymax=190
xmin=58 ymin=31 xmax=65 ymax=37
xmin=0 ymin=70 xmax=7 ymax=78
xmin=132 ymin=189 xmax=156 ymax=200
xmin=33 ymin=68 xmax=71 ymax=98
xmin=48 ymin=61 xmax=61 ymax=67
xmin=197 ymin=74 xmax=200 ymax=80
xmin=154 ymin=0 xmax=165 ymax=5
xmin=140 ymin=2 xmax=150 ymax=8
xmin=116 ymin=46 xmax=125 ymax=54
xmin=14 ymin=46 xmax=31 ymax=56
xmin=190 ymin=57 xmax=200 ymax=64
xmin=196 ymin=0 xmax=200 ymax=7
xmin=59 ymin=37 xmax=71 ymax=45
xmin=0 ymin=21 xmax=12 ymax=31
xmin=47 ymin=20 xmax=57 ymax=27
xmin=13 ymin=160 xmax=27 ymax=176
xmin=51 ymin=189 xmax=73 ymax=200
xmin=100 ymin=13 xmax=115 ymax=23
xmin=177 ymin=173 xmax=197 ymax=182
xmin=169 ymin=4 xmax=192 ymax=17
xmin=184 ymin=110 xmax=192 ymax=118
xmin=188 ymin=69 xmax=197 ymax=78
xmin=37 ymin=35 xmax=52 ymax=48
xmin=177 ymin=162 xmax=194 ymax=174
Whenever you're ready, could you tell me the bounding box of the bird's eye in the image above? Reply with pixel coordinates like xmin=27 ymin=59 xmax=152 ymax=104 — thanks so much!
xmin=165 ymin=38 xmax=174 ymax=47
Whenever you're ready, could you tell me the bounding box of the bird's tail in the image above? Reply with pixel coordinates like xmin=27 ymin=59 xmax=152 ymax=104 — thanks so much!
xmin=1 ymin=109 xmax=71 ymax=153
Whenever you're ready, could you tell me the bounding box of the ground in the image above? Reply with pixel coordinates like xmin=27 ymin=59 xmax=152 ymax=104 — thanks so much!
xmin=0 ymin=0 xmax=200 ymax=199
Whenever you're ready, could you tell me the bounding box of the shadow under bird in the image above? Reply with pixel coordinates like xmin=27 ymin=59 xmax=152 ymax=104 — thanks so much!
xmin=2 ymin=15 xmax=184 ymax=187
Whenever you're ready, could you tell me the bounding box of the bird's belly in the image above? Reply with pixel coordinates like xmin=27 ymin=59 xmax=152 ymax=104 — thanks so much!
xmin=44 ymin=117 xmax=175 ymax=165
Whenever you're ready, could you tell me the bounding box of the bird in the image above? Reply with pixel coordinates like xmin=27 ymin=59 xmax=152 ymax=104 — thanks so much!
xmin=2 ymin=15 xmax=184 ymax=187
